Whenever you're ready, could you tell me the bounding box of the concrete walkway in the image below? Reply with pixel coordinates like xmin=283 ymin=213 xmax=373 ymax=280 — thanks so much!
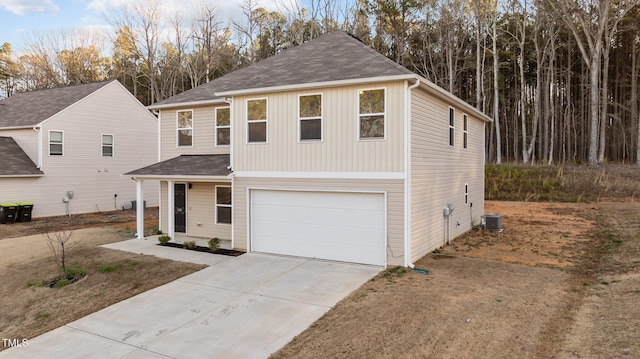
xmin=1 ymin=238 xmax=380 ymax=359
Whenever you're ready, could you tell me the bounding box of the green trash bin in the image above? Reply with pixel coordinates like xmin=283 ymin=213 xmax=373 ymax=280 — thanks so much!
xmin=16 ymin=202 xmax=34 ymax=222
xmin=0 ymin=203 xmax=18 ymax=224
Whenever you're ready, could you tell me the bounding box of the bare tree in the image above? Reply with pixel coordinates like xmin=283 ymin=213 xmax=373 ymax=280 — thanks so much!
xmin=44 ymin=231 xmax=74 ymax=275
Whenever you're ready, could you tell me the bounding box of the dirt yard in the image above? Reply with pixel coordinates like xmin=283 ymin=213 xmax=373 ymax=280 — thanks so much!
xmin=0 ymin=209 xmax=205 ymax=349
xmin=272 ymin=201 xmax=640 ymax=358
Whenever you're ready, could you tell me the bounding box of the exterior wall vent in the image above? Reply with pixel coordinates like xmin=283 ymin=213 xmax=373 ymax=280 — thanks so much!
xmin=481 ymin=214 xmax=502 ymax=232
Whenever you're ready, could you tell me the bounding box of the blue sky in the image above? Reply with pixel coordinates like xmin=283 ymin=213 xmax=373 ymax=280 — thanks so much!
xmin=0 ymin=0 xmax=282 ymax=53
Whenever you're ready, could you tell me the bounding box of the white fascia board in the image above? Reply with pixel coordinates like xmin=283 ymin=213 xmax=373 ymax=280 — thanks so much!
xmin=0 ymin=125 xmax=41 ymax=130
xmin=214 ymin=75 xmax=417 ymax=97
xmin=128 ymin=175 xmax=232 ymax=182
xmin=0 ymin=174 xmax=44 ymax=178
xmin=415 ymin=78 xmax=493 ymax=123
xmin=147 ymin=99 xmax=227 ymax=110
xmin=233 ymin=171 xmax=405 ymax=180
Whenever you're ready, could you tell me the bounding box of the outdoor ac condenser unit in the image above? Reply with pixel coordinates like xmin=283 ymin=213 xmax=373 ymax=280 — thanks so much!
xmin=481 ymin=214 xmax=502 ymax=232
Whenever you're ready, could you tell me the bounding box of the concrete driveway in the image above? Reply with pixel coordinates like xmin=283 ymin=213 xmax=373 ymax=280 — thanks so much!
xmin=1 ymin=253 xmax=380 ymax=359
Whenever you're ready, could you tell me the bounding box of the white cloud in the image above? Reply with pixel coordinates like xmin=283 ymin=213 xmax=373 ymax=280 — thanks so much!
xmin=0 ymin=0 xmax=60 ymax=15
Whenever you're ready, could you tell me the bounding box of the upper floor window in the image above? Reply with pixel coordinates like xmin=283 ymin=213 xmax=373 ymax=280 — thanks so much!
xmin=102 ymin=134 xmax=114 ymax=157
xmin=216 ymin=185 xmax=232 ymax=224
xmin=449 ymin=107 xmax=455 ymax=147
xmin=359 ymin=88 xmax=385 ymax=140
xmin=216 ymin=107 xmax=231 ymax=146
xmin=49 ymin=130 xmax=63 ymax=156
xmin=247 ymin=99 xmax=267 ymax=143
xmin=177 ymin=110 xmax=193 ymax=147
xmin=299 ymin=94 xmax=322 ymax=141
xmin=463 ymin=114 xmax=468 ymax=149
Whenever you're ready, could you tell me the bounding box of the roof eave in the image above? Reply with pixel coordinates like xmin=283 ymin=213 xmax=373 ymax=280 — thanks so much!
xmin=147 ymin=98 xmax=227 ymax=110
xmin=214 ymin=74 xmax=417 ymax=97
xmin=415 ymin=77 xmax=493 ymax=123
xmin=0 ymin=125 xmax=42 ymax=131
xmin=127 ymin=174 xmax=232 ymax=182
xmin=0 ymin=174 xmax=44 ymax=178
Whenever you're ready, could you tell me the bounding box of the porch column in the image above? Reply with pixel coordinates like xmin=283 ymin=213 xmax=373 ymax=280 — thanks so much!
xmin=167 ymin=180 xmax=175 ymax=240
xmin=136 ymin=179 xmax=144 ymax=239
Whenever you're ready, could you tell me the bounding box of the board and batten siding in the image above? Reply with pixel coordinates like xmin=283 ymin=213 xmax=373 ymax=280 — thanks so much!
xmin=8 ymin=81 xmax=160 ymax=218
xmin=159 ymin=106 xmax=230 ymax=161
xmin=409 ymin=87 xmax=485 ymax=262
xmin=0 ymin=129 xmax=39 ymax=166
xmin=159 ymin=181 xmax=232 ymax=240
xmin=231 ymin=82 xmax=405 ymax=172
xmin=233 ymin=177 xmax=405 ymax=266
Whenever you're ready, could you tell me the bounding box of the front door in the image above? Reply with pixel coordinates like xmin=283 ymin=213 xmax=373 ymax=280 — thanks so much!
xmin=175 ymin=183 xmax=186 ymax=233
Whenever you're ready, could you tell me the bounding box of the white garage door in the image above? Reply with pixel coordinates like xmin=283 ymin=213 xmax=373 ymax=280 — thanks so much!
xmin=250 ymin=190 xmax=386 ymax=266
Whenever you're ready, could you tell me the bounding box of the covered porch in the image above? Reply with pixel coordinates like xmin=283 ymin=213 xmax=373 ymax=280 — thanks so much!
xmin=125 ymin=154 xmax=233 ymax=244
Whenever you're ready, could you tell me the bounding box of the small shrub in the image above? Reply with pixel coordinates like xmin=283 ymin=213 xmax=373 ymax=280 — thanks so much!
xmin=27 ymin=280 xmax=47 ymax=288
xmin=158 ymin=235 xmax=171 ymax=244
xmin=53 ymin=279 xmax=72 ymax=288
xmin=152 ymin=228 xmax=163 ymax=235
xmin=208 ymin=237 xmax=221 ymax=251
xmin=183 ymin=240 xmax=196 ymax=249
xmin=65 ymin=268 xmax=86 ymax=279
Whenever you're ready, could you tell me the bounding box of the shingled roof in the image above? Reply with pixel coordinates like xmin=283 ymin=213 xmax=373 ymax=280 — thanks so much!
xmin=150 ymin=31 xmax=414 ymax=108
xmin=0 ymin=137 xmax=43 ymax=177
xmin=126 ymin=154 xmax=231 ymax=178
xmin=0 ymin=81 xmax=113 ymax=128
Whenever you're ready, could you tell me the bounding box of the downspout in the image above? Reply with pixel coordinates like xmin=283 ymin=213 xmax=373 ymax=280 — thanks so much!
xmin=405 ymin=79 xmax=421 ymax=269
xmin=33 ymin=126 xmax=42 ymax=169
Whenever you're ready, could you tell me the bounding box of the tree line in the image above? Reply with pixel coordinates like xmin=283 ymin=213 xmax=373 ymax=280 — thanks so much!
xmin=1 ymin=0 xmax=639 ymax=166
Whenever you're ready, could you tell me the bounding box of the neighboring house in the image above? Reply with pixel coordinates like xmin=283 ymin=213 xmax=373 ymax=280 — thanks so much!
xmin=128 ymin=31 xmax=492 ymax=267
xmin=0 ymin=80 xmax=159 ymax=218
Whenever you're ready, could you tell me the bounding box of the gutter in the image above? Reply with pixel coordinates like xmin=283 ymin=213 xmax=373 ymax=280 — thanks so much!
xmin=147 ymin=98 xmax=227 ymax=110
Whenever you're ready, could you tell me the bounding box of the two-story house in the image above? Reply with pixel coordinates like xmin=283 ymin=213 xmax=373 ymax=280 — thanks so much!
xmin=0 ymin=80 xmax=159 ymax=218
xmin=128 ymin=31 xmax=491 ymax=267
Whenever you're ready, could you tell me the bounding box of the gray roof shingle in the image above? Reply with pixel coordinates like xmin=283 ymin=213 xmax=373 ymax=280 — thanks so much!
xmin=0 ymin=137 xmax=44 ymax=176
xmin=0 ymin=81 xmax=113 ymax=128
xmin=151 ymin=31 xmax=414 ymax=107
xmin=126 ymin=154 xmax=231 ymax=177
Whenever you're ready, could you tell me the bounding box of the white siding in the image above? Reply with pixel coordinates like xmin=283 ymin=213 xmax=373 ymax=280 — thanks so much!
xmin=0 ymin=128 xmax=39 ymax=165
xmin=233 ymin=176 xmax=405 ymax=267
xmin=410 ymin=87 xmax=485 ymax=262
xmin=158 ymin=181 xmax=231 ymax=240
xmin=0 ymin=81 xmax=160 ymax=218
xmin=231 ymin=82 xmax=405 ymax=172
xmin=159 ymin=106 xmax=230 ymax=161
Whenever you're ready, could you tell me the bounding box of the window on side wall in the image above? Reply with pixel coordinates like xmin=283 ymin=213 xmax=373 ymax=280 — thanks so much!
xmin=299 ymin=94 xmax=322 ymax=141
xmin=463 ymin=114 xmax=468 ymax=149
xmin=247 ymin=99 xmax=267 ymax=143
xmin=216 ymin=107 xmax=231 ymax=146
xmin=359 ymin=88 xmax=385 ymax=140
xmin=216 ymin=186 xmax=232 ymax=224
xmin=177 ymin=110 xmax=193 ymax=147
xmin=102 ymin=134 xmax=114 ymax=157
xmin=449 ymin=107 xmax=455 ymax=147
xmin=49 ymin=130 xmax=63 ymax=156
xmin=464 ymin=183 xmax=469 ymax=205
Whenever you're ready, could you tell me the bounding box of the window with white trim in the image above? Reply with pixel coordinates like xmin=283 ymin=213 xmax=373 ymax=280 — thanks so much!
xmin=247 ymin=99 xmax=267 ymax=143
xmin=102 ymin=134 xmax=114 ymax=157
xmin=449 ymin=107 xmax=455 ymax=147
xmin=358 ymin=88 xmax=385 ymax=139
xmin=464 ymin=183 xmax=469 ymax=205
xmin=463 ymin=114 xmax=468 ymax=149
xmin=49 ymin=130 xmax=63 ymax=156
xmin=216 ymin=107 xmax=231 ymax=146
xmin=177 ymin=110 xmax=193 ymax=147
xmin=215 ymin=186 xmax=232 ymax=224
xmin=299 ymin=94 xmax=322 ymax=141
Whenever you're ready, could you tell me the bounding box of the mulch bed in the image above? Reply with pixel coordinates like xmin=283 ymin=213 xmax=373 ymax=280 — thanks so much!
xmin=159 ymin=242 xmax=244 ymax=257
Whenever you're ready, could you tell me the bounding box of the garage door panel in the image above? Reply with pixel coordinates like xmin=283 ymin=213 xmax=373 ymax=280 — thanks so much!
xmin=250 ymin=190 xmax=386 ymax=266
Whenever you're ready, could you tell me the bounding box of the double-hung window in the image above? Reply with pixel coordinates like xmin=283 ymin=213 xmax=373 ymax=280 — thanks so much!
xmin=247 ymin=99 xmax=267 ymax=143
xmin=216 ymin=107 xmax=231 ymax=146
xmin=299 ymin=94 xmax=322 ymax=141
xmin=463 ymin=114 xmax=468 ymax=149
xmin=216 ymin=186 xmax=232 ymax=224
xmin=102 ymin=134 xmax=114 ymax=157
xmin=177 ymin=110 xmax=193 ymax=147
xmin=358 ymin=88 xmax=385 ymax=139
xmin=49 ymin=130 xmax=63 ymax=156
xmin=449 ymin=107 xmax=455 ymax=147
